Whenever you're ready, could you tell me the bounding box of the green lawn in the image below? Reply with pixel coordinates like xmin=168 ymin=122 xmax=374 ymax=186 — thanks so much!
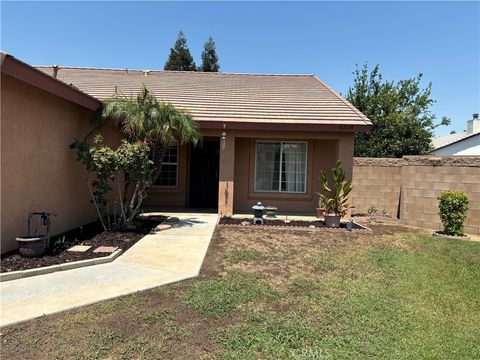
xmin=2 ymin=225 xmax=479 ymax=359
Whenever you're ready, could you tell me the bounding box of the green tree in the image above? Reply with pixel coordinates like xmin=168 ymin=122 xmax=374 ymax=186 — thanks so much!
xmin=199 ymin=36 xmax=220 ymax=72
xmin=164 ymin=31 xmax=196 ymax=71
xmin=72 ymin=135 xmax=153 ymax=230
xmin=72 ymin=87 xmax=200 ymax=228
xmin=346 ymin=64 xmax=450 ymax=158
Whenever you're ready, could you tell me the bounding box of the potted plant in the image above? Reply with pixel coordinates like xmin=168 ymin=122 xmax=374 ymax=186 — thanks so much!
xmin=317 ymin=160 xmax=353 ymax=227
xmin=316 ymin=196 xmax=326 ymax=218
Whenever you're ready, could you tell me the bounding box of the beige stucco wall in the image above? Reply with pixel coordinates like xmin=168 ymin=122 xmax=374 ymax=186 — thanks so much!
xmin=231 ymin=131 xmax=354 ymax=215
xmin=1 ymin=74 xmax=117 ymax=253
xmin=351 ymin=158 xmax=403 ymax=217
xmin=142 ymin=130 xmax=355 ymax=216
xmin=233 ymin=138 xmax=338 ymax=214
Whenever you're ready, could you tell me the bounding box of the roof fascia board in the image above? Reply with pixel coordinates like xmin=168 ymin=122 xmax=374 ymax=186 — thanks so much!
xmin=1 ymin=54 xmax=101 ymax=111
xmin=199 ymin=121 xmax=372 ymax=133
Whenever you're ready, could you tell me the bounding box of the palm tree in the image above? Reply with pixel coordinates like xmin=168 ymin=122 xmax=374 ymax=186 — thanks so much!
xmin=100 ymin=86 xmax=200 ymax=221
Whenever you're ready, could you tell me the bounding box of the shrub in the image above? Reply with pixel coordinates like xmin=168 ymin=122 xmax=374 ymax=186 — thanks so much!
xmin=438 ymin=191 xmax=469 ymax=236
xmin=72 ymin=135 xmax=153 ymax=231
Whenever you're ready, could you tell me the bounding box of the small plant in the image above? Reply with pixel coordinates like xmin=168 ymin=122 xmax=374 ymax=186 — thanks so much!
xmin=368 ymin=206 xmax=378 ymax=215
xmin=317 ymin=160 xmax=353 ymax=216
xmin=438 ymin=191 xmax=469 ymax=236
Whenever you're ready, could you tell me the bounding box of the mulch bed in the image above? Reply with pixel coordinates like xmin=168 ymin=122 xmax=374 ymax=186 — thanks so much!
xmin=218 ymin=217 xmax=369 ymax=231
xmin=0 ymin=216 xmax=166 ymax=273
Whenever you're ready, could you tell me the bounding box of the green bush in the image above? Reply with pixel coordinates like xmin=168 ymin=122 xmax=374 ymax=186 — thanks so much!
xmin=438 ymin=191 xmax=469 ymax=236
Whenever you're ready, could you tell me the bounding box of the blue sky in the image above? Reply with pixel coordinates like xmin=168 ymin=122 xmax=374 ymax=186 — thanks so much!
xmin=2 ymin=1 xmax=479 ymax=135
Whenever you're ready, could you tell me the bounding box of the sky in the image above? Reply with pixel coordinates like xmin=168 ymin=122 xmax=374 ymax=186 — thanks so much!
xmin=1 ymin=1 xmax=479 ymax=135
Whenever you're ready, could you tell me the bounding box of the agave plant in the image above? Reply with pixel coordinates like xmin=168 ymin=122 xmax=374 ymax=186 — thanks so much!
xmin=317 ymin=160 xmax=353 ymax=216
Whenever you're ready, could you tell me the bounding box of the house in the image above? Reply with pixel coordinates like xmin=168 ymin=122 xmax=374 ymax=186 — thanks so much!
xmin=1 ymin=53 xmax=118 ymax=253
xmin=1 ymin=52 xmax=372 ymax=253
xmin=430 ymin=114 xmax=480 ymax=156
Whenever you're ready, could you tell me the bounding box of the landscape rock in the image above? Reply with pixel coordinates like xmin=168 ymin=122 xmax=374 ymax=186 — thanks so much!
xmin=155 ymin=224 xmax=172 ymax=232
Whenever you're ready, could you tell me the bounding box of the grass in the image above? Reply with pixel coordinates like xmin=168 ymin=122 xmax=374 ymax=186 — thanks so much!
xmin=183 ymin=270 xmax=278 ymax=317
xmin=224 ymin=249 xmax=263 ymax=263
xmin=2 ymin=225 xmax=479 ymax=359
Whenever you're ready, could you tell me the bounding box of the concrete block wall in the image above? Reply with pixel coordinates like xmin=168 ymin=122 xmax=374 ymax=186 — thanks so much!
xmin=399 ymin=157 xmax=480 ymax=235
xmin=351 ymin=156 xmax=480 ymax=235
xmin=351 ymin=158 xmax=403 ymax=217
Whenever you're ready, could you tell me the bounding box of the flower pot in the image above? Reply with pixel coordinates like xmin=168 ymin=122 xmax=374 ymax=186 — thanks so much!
xmin=265 ymin=206 xmax=278 ymax=219
xmin=315 ymin=208 xmax=325 ymax=218
xmin=324 ymin=214 xmax=341 ymax=228
xmin=16 ymin=235 xmax=48 ymax=258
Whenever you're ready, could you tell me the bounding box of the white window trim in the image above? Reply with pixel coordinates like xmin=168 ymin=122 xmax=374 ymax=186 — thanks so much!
xmin=254 ymin=140 xmax=308 ymax=194
xmin=154 ymin=145 xmax=179 ymax=188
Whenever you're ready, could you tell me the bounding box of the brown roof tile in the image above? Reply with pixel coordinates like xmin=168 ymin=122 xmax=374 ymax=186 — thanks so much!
xmin=35 ymin=66 xmax=372 ymax=131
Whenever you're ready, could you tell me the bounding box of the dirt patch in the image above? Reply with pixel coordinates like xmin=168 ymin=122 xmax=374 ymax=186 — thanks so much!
xmin=0 ymin=223 xmax=427 ymax=360
xmin=0 ymin=217 xmax=165 ymax=273
xmin=201 ymin=226 xmax=405 ymax=293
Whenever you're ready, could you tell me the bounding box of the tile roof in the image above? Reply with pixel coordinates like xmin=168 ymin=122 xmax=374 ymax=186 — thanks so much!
xmin=1 ymin=53 xmax=100 ymax=110
xmin=36 ymin=66 xmax=372 ymax=130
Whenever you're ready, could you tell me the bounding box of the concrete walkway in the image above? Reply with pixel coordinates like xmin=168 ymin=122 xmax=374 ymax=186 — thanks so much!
xmin=0 ymin=212 xmax=217 ymax=327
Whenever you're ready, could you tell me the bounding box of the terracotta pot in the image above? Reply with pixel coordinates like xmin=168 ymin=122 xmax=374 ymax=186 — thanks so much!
xmin=324 ymin=214 xmax=341 ymax=228
xmin=16 ymin=235 xmax=48 ymax=258
xmin=315 ymin=208 xmax=325 ymax=218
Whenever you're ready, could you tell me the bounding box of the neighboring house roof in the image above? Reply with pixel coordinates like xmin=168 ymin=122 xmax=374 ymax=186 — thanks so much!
xmin=430 ymin=131 xmax=480 ymax=154
xmin=1 ymin=53 xmax=101 ymax=111
xmin=35 ymin=66 xmax=372 ymax=132
xmin=431 ymin=131 xmax=470 ymax=149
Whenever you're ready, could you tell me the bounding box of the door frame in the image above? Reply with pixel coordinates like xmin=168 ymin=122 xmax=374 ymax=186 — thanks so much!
xmin=187 ymin=137 xmax=220 ymax=209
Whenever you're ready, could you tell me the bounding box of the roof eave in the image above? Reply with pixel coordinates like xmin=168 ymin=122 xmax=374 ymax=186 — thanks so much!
xmin=199 ymin=120 xmax=373 ymax=133
xmin=1 ymin=53 xmax=101 ymax=111
xmin=431 ymin=132 xmax=480 ymax=152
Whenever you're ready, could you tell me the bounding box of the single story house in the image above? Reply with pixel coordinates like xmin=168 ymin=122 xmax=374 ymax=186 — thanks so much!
xmin=1 ymin=52 xmax=372 ymax=253
xmin=430 ymin=114 xmax=480 ymax=156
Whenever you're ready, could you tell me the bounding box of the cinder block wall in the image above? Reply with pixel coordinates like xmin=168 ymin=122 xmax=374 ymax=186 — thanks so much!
xmin=351 ymin=158 xmax=403 ymax=217
xmin=351 ymin=156 xmax=480 ymax=235
xmin=399 ymin=156 xmax=480 ymax=235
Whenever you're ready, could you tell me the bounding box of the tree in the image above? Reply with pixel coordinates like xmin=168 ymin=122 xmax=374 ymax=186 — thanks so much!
xmin=199 ymin=36 xmax=220 ymax=72
xmin=164 ymin=31 xmax=196 ymax=71
xmin=72 ymin=87 xmax=200 ymax=229
xmin=72 ymin=135 xmax=153 ymax=230
xmin=346 ymin=64 xmax=450 ymax=158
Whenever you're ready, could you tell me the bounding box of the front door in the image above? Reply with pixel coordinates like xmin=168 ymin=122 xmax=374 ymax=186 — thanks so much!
xmin=189 ymin=140 xmax=219 ymax=209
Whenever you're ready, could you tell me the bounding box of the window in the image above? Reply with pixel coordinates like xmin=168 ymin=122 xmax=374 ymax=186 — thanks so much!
xmin=155 ymin=145 xmax=178 ymax=187
xmin=255 ymin=141 xmax=307 ymax=193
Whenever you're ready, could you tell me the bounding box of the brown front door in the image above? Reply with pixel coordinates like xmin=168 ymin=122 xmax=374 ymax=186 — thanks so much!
xmin=189 ymin=140 xmax=219 ymax=209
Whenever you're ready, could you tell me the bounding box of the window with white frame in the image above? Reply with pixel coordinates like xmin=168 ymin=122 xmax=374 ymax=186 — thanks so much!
xmin=255 ymin=141 xmax=307 ymax=193
xmin=155 ymin=145 xmax=178 ymax=187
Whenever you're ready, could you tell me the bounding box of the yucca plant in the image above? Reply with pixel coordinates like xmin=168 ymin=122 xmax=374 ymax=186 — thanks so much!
xmin=317 ymin=160 xmax=353 ymax=218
